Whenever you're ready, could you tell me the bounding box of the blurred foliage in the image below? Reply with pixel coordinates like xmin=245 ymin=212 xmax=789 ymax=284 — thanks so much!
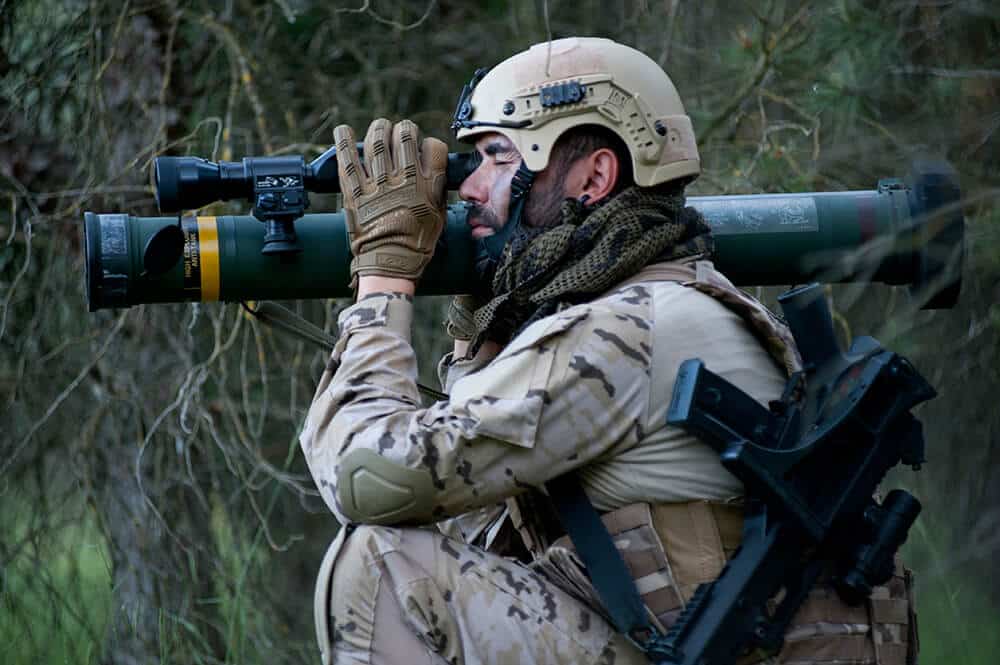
xmin=0 ymin=1 xmax=998 ymax=663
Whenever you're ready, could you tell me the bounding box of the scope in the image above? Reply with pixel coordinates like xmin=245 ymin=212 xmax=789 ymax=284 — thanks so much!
xmin=153 ymin=146 xmax=479 ymax=256
xmin=154 ymin=146 xmax=478 ymax=212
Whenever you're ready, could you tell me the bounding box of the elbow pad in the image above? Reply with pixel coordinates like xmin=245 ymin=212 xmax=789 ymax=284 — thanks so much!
xmin=336 ymin=448 xmax=437 ymax=524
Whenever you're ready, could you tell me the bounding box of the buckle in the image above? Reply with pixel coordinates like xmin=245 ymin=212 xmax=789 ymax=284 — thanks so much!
xmin=627 ymin=627 xmax=679 ymax=662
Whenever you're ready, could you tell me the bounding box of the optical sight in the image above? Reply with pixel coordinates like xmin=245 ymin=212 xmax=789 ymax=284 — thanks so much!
xmin=154 ymin=146 xmax=477 ymax=256
xmin=155 ymin=147 xmax=476 ymax=210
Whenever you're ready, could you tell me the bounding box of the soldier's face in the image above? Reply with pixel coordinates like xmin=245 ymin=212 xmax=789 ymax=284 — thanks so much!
xmin=459 ymin=133 xmax=522 ymax=239
xmin=459 ymin=133 xmax=567 ymax=238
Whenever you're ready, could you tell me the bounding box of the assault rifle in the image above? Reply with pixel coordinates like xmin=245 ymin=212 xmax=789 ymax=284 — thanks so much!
xmin=651 ymin=282 xmax=932 ymax=664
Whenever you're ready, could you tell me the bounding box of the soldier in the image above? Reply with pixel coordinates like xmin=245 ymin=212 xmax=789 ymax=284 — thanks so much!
xmin=300 ymin=38 xmax=917 ymax=665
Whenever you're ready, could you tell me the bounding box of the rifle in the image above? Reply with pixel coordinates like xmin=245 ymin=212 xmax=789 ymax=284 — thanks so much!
xmin=649 ymin=282 xmax=933 ymax=664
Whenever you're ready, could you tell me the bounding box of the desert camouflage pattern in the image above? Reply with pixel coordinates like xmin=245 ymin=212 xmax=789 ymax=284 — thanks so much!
xmin=321 ymin=523 xmax=648 ymax=665
xmin=301 ymin=261 xmax=786 ymax=524
xmin=301 ymin=261 xmax=915 ymax=664
xmin=611 ymin=260 xmax=802 ymax=376
xmin=432 ymin=346 xmax=514 ymax=549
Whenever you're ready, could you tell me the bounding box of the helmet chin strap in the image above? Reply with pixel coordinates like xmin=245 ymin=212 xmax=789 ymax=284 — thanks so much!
xmin=473 ymin=160 xmax=536 ymax=291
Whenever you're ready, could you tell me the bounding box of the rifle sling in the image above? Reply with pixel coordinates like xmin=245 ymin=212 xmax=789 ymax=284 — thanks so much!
xmin=546 ymin=472 xmax=660 ymax=648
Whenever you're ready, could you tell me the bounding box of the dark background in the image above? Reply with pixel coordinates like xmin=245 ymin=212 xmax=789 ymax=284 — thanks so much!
xmin=1 ymin=1 xmax=998 ymax=663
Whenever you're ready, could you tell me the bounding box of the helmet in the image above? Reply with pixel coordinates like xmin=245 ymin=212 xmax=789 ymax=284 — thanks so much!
xmin=451 ymin=37 xmax=700 ymax=187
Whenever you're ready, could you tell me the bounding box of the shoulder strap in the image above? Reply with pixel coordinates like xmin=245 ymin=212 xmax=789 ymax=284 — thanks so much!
xmin=612 ymin=260 xmax=698 ymax=291
xmin=611 ymin=260 xmax=802 ymax=377
xmin=242 ymin=300 xmax=338 ymax=351
xmin=243 ymin=300 xmax=448 ymax=402
xmin=546 ymin=473 xmax=665 ymax=656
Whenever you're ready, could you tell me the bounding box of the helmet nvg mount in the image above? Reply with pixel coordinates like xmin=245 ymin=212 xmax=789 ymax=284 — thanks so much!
xmin=451 ymin=37 xmax=700 ymax=189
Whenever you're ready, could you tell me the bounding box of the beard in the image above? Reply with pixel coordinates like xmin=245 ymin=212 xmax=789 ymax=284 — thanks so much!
xmin=471 ymin=178 xmax=577 ymax=290
xmin=465 ymin=202 xmax=504 ymax=234
xmin=522 ymin=178 xmax=569 ymax=229
xmin=467 ymin=177 xmax=570 ymax=241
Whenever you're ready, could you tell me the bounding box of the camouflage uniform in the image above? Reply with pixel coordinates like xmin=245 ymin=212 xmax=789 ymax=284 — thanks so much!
xmin=300 ymin=261 xmax=917 ymax=665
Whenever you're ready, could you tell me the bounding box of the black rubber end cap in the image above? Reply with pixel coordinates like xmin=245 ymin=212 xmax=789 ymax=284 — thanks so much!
xmin=907 ymin=159 xmax=964 ymax=309
xmin=84 ymin=212 xmax=101 ymax=312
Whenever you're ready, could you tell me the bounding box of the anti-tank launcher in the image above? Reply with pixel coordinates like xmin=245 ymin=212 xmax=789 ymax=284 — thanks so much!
xmin=83 ymin=147 xmax=964 ymax=310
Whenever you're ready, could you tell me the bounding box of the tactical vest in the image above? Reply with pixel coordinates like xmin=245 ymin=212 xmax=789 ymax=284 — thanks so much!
xmin=507 ymin=260 xmax=918 ymax=665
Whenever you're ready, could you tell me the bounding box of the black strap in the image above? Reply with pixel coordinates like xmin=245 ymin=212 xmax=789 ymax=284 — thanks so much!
xmin=545 ymin=473 xmax=659 ymax=645
xmin=242 ymin=300 xmax=338 ymax=352
xmin=481 ymin=161 xmax=534 ymax=261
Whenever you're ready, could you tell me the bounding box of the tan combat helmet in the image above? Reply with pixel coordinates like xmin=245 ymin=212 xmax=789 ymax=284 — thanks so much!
xmin=452 ymin=37 xmax=700 ymax=187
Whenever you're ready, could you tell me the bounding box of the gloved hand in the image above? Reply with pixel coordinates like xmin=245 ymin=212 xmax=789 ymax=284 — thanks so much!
xmin=334 ymin=118 xmax=448 ymax=285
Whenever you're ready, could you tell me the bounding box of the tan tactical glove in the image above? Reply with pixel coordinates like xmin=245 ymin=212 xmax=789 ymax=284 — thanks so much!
xmin=334 ymin=118 xmax=448 ymax=285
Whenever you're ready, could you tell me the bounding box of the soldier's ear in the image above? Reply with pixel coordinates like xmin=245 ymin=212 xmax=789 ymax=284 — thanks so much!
xmin=570 ymin=148 xmax=620 ymax=205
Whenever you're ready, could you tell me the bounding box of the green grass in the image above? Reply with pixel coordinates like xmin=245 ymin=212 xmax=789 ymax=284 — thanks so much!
xmin=1 ymin=490 xmax=312 ymax=664
xmin=903 ymin=519 xmax=1000 ymax=665
xmin=914 ymin=569 xmax=1000 ymax=665
xmin=1 ymin=507 xmax=112 ymax=665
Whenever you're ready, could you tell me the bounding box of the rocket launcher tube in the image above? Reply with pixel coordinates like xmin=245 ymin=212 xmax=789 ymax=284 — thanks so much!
xmin=84 ymin=164 xmax=963 ymax=311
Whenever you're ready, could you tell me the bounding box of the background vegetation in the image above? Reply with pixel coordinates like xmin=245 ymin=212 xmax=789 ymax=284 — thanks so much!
xmin=1 ymin=1 xmax=997 ymax=663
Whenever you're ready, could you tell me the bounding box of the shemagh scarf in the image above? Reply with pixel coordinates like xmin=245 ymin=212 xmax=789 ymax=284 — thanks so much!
xmin=472 ymin=184 xmax=714 ymax=347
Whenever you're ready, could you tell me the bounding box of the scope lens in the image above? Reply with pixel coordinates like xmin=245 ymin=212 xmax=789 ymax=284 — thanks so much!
xmin=83 ymin=212 xmax=100 ymax=311
xmin=154 ymin=157 xmax=183 ymax=212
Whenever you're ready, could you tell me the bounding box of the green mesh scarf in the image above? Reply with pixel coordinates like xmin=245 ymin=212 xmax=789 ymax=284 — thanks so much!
xmin=471 ymin=184 xmax=714 ymax=346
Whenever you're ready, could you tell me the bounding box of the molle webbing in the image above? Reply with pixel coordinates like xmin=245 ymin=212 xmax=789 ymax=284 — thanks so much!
xmin=550 ymin=501 xmax=744 ymax=632
xmin=547 ymin=501 xmax=916 ymax=664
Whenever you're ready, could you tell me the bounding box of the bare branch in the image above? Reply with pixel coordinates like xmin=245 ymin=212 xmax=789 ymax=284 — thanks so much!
xmin=0 ymin=309 xmax=129 ymax=478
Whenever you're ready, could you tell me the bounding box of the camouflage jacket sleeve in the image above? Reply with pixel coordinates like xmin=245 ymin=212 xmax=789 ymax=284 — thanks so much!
xmin=436 ymin=347 xmax=510 ymax=548
xmin=299 ymin=289 xmax=652 ymax=525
